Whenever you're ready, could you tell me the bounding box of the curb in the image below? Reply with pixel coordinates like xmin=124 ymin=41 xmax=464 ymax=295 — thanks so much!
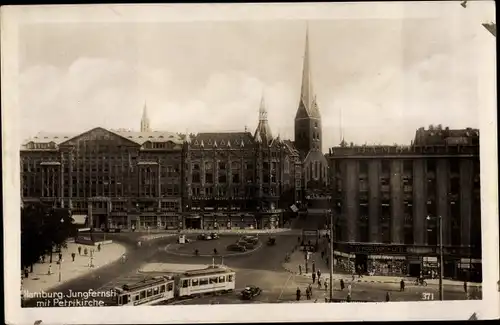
xmin=163 ymin=241 xmax=264 ymax=258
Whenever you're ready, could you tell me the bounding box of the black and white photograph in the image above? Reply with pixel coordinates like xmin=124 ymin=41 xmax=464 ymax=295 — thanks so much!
xmin=2 ymin=2 xmax=498 ymax=324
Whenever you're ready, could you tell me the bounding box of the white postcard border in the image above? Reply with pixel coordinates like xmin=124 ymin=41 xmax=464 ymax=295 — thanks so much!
xmin=2 ymin=3 xmax=498 ymax=324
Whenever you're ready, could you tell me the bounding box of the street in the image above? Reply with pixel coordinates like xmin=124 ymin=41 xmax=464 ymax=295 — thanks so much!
xmin=23 ymin=232 xmax=478 ymax=307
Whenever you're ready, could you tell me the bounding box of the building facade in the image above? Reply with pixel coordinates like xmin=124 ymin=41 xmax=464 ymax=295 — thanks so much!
xmin=21 ymin=103 xmax=186 ymax=230
xmin=326 ymin=126 xmax=481 ymax=281
xmin=182 ymin=98 xmax=301 ymax=230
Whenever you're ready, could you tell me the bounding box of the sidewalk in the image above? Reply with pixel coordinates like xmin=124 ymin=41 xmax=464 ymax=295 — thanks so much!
xmin=118 ymin=228 xmax=299 ymax=235
xmin=22 ymin=242 xmax=126 ymax=294
xmin=282 ymin=249 xmax=482 ymax=288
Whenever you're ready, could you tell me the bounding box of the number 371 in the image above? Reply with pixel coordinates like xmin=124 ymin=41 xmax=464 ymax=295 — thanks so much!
xmin=422 ymin=293 xmax=435 ymax=300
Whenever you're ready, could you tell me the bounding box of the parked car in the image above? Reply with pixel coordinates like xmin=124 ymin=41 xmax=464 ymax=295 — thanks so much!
xmin=240 ymin=236 xmax=259 ymax=245
xmin=241 ymin=285 xmax=262 ymax=300
xmin=210 ymin=233 xmax=220 ymax=239
xmin=227 ymin=244 xmax=247 ymax=252
xmin=198 ymin=233 xmax=213 ymax=240
xmin=237 ymin=241 xmax=255 ymax=249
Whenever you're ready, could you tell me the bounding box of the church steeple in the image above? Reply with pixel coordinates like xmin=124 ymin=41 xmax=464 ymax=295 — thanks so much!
xmin=140 ymin=101 xmax=151 ymax=132
xmin=294 ymin=25 xmax=322 ymax=155
xmin=254 ymin=94 xmax=273 ymax=145
xmin=296 ymin=26 xmax=320 ymax=119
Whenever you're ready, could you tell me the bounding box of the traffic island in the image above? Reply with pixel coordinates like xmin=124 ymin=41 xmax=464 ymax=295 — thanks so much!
xmin=164 ymin=238 xmax=263 ymax=257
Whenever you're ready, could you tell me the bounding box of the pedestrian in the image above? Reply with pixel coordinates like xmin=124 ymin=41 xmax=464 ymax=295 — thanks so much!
xmin=296 ymin=287 xmax=301 ymax=301
xmin=318 ymin=278 xmax=322 ymax=289
xmin=47 ymin=264 xmax=52 ymax=275
xmin=299 ymin=265 xmax=302 ymax=275
xmin=78 ymin=246 xmax=82 ymax=255
xmin=324 ymin=280 xmax=328 ymax=291
xmin=24 ymin=267 xmax=29 ymax=279
xmin=385 ymin=291 xmax=390 ymax=302
xmin=321 ymin=251 xmax=324 ymax=259
xmin=84 ymin=247 xmax=88 ymax=256
xmin=347 ymin=284 xmax=352 ymax=295
xmin=58 ymin=252 xmax=63 ymax=262
xmin=306 ymin=289 xmax=311 ymax=300
xmin=297 ymin=236 xmax=301 ymax=244
xmin=89 ymin=256 xmax=94 ymax=268
xmin=308 ymin=283 xmax=313 ymax=296
xmin=317 ymin=269 xmax=321 ymax=280
xmin=71 ymin=252 xmax=76 ymax=262
xmin=340 ymin=279 xmax=345 ymax=291
xmin=121 ymin=254 xmax=126 ymax=263
xmin=213 ymin=248 xmax=218 ymax=255
xmin=346 ymin=293 xmax=352 ymax=302
xmin=312 ymin=261 xmax=316 ymax=275
xmin=97 ymin=244 xmax=101 ymax=252
xmin=312 ymin=272 xmax=316 ymax=284
xmin=400 ymin=279 xmax=405 ymax=292
xmin=464 ymin=281 xmax=468 ymax=294
xmin=326 ymin=256 xmax=329 ymax=267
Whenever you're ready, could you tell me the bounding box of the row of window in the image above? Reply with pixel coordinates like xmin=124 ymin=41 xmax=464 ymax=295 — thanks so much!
xmin=181 ymin=274 xmax=234 ymax=288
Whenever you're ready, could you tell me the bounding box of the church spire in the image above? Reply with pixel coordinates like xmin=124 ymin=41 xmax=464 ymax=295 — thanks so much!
xmin=140 ymin=101 xmax=151 ymax=132
xmin=296 ymin=26 xmax=320 ymax=119
xmin=254 ymin=93 xmax=273 ymax=145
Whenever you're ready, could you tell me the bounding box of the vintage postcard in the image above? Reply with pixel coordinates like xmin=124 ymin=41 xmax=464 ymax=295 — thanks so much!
xmin=2 ymin=2 xmax=498 ymax=324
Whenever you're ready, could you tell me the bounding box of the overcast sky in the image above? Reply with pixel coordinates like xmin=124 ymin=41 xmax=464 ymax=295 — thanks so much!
xmin=17 ymin=2 xmax=495 ymax=150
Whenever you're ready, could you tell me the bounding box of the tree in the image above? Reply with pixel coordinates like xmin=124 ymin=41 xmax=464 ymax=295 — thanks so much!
xmin=21 ymin=203 xmax=76 ymax=271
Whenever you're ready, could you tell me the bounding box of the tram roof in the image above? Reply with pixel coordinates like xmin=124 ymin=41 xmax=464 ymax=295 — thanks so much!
xmin=122 ymin=276 xmax=172 ymax=292
xmin=183 ymin=266 xmax=234 ymax=277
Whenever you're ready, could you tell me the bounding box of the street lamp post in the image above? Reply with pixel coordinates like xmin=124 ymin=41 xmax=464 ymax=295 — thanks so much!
xmin=329 ymin=208 xmax=334 ymax=302
xmin=59 ymin=217 xmax=64 ymax=282
xmin=427 ymin=215 xmax=444 ymax=301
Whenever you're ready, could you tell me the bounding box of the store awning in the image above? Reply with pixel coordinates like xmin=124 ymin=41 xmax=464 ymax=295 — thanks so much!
xmin=185 ymin=215 xmax=201 ymax=219
xmin=71 ymin=215 xmax=87 ymax=225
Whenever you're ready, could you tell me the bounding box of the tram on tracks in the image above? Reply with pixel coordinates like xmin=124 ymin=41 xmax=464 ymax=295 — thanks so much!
xmin=113 ymin=266 xmax=235 ymax=306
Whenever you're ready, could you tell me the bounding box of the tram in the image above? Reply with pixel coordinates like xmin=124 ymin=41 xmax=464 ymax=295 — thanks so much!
xmin=113 ymin=266 xmax=236 ymax=306
xmin=114 ymin=275 xmax=175 ymax=306
xmin=176 ymin=266 xmax=236 ymax=298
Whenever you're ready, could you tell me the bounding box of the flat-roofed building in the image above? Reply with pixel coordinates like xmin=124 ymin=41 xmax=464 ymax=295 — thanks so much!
xmin=326 ymin=125 xmax=481 ymax=281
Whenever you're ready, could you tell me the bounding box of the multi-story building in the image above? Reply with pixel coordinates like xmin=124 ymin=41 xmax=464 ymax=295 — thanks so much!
xmin=182 ymin=98 xmax=302 ymax=230
xmin=326 ymin=125 xmax=481 ymax=281
xmin=20 ymin=104 xmax=186 ymax=230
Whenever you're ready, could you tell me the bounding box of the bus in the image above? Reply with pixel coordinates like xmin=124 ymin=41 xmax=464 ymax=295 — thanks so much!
xmin=114 ymin=275 xmax=175 ymax=306
xmin=176 ymin=266 xmax=236 ymax=298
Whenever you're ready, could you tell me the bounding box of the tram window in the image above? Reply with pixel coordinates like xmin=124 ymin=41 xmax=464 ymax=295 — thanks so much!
xmin=153 ymin=286 xmax=159 ymax=295
xmin=147 ymin=288 xmax=153 ymax=297
xmin=160 ymin=285 xmax=165 ymax=293
xmin=209 ymin=277 xmax=218 ymax=284
xmin=167 ymin=283 xmax=173 ymax=291
xmin=140 ymin=291 xmax=146 ymax=300
xmin=122 ymin=295 xmax=129 ymax=305
xmin=227 ymin=275 xmax=234 ymax=282
xmin=219 ymin=276 xmax=225 ymax=283
xmin=182 ymin=280 xmax=189 ymax=288
xmin=134 ymin=295 xmax=140 ymax=301
xmin=199 ymin=278 xmax=209 ymax=285
xmin=192 ymin=279 xmax=199 ymax=287
xmin=118 ymin=296 xmax=122 ymax=305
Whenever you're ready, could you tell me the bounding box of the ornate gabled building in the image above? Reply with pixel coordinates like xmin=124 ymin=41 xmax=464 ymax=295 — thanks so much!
xmin=21 ymin=115 xmax=185 ymax=230
xmin=182 ymin=95 xmax=302 ymax=230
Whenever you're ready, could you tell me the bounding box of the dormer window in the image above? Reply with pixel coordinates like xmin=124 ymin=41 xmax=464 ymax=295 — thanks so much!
xmin=159 ymin=135 xmax=164 ymax=138
xmin=138 ymin=136 xmax=143 ymax=138
xmin=149 ymin=136 xmax=153 ymax=138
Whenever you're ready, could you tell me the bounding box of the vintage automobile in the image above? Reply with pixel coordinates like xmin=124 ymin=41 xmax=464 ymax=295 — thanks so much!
xmin=237 ymin=240 xmax=255 ymax=249
xmin=267 ymin=237 xmax=276 ymax=246
xmin=227 ymin=243 xmax=247 ymax=252
xmin=240 ymin=236 xmax=259 ymax=245
xmin=197 ymin=233 xmax=213 ymax=240
xmin=241 ymin=285 xmax=262 ymax=300
xmin=210 ymin=233 xmax=220 ymax=239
